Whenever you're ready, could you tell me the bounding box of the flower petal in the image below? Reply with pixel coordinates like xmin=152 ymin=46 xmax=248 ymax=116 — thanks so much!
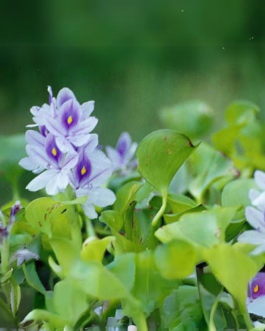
xmin=82 ymin=203 xmax=97 ymax=219
xmin=255 ymin=170 xmax=265 ymax=190
xmin=106 ymin=146 xmax=120 ymax=169
xmin=19 ymin=157 xmax=40 ymax=171
xmin=116 ymin=132 xmax=131 ymax=157
xmin=248 ymin=295 xmax=265 ymax=317
xmin=55 ymin=136 xmax=71 ymax=153
xmin=45 ymin=116 xmax=67 ymax=137
xmin=70 ymin=134 xmax=91 ymax=147
xmin=90 ymin=187 xmax=116 ymax=207
xmin=81 ymin=100 xmax=95 ymax=119
xmin=84 ymin=134 xmax=98 ymax=154
xmin=26 ymin=145 xmax=50 ymax=168
xmin=88 ymin=150 xmax=113 ymax=187
xmin=47 ymin=86 xmax=53 ymax=104
xmin=73 ymin=117 xmax=98 ymax=135
xmin=26 ymin=170 xmax=57 ymax=192
xmin=57 ymin=87 xmax=76 ymax=107
xmin=251 ymin=243 xmax=265 ymax=256
xmin=249 ymin=189 xmax=261 ymax=203
xmin=252 ymin=192 xmax=265 ymax=210
xmin=124 ymin=142 xmax=138 ymax=163
xmin=245 ymin=207 xmax=265 ymax=232
xmin=61 ymin=152 xmax=79 ymax=171
xmin=25 ymin=130 xmax=45 ymax=147
xmin=238 ymin=230 xmax=265 ymax=245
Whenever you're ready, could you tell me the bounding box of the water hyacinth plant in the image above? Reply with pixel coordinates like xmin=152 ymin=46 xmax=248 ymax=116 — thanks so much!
xmin=2 ymin=88 xmax=265 ymax=330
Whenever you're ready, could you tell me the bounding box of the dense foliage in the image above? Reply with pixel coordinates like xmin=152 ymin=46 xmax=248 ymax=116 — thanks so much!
xmin=1 ymin=87 xmax=265 ymax=330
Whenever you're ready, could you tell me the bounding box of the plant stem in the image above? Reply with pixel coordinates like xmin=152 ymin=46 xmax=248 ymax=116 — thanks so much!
xmin=0 ymin=211 xmax=9 ymax=274
xmin=86 ymin=217 xmax=97 ymax=238
xmin=209 ymin=293 xmax=221 ymax=331
xmin=151 ymin=194 xmax=167 ymax=227
xmin=1 ymin=237 xmax=9 ymax=274
xmin=240 ymin=304 xmax=253 ymax=330
xmin=134 ymin=313 xmax=148 ymax=331
xmin=64 ymin=326 xmax=73 ymax=331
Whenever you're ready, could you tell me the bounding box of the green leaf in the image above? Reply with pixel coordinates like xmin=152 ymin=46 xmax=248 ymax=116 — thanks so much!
xmin=136 ymin=129 xmax=197 ymax=225
xmin=53 ymin=279 xmax=88 ymax=326
xmin=159 ymin=100 xmax=214 ymax=138
xmin=189 ymin=143 xmax=235 ymax=202
xmin=0 ymin=134 xmax=26 ymax=182
xmin=156 ymin=206 xmax=237 ymax=248
xmin=25 ymin=197 xmax=81 ymax=246
xmin=164 ymin=204 xmax=205 ymax=224
xmin=81 ymin=236 xmax=115 ymax=262
xmin=99 ymin=210 xmax=123 ymax=232
xmin=167 ymin=194 xmax=197 ymax=214
xmin=22 ymin=262 xmax=46 ymax=295
xmin=131 ymin=250 xmax=178 ymax=317
xmin=107 ymin=253 xmax=136 ymax=291
xmin=50 ymin=238 xmax=80 ymax=276
xmin=160 ymin=286 xmax=207 ymax=330
xmin=59 ymin=196 xmax=87 ymax=205
xmin=225 ymin=100 xmax=259 ymax=125
xmin=10 ymin=277 xmax=21 ymax=315
xmin=114 ymin=181 xmax=143 ymax=215
xmin=212 ymin=124 xmax=243 ymax=156
xmin=21 ymin=309 xmax=67 ymax=328
xmin=71 ymin=260 xmax=137 ymax=303
xmin=222 ymin=178 xmax=256 ymax=219
xmin=137 ymin=130 xmax=197 ymax=197
xmin=204 ymin=243 xmax=262 ymax=309
xmin=155 ymin=240 xmax=197 ymax=279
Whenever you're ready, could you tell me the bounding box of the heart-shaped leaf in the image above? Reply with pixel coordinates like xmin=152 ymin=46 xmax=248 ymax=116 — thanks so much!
xmin=136 ymin=130 xmax=197 ymax=225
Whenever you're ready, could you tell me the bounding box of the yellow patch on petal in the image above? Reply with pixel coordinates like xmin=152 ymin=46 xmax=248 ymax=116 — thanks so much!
xmin=67 ymin=116 xmax=73 ymax=125
xmin=81 ymin=166 xmax=86 ymax=175
xmin=254 ymin=285 xmax=259 ymax=293
xmin=52 ymin=148 xmax=57 ymax=156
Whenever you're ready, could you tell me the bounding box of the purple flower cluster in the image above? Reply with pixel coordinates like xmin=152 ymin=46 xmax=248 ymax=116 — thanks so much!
xmin=20 ymin=87 xmax=116 ymax=219
xmin=106 ymin=132 xmax=138 ymax=175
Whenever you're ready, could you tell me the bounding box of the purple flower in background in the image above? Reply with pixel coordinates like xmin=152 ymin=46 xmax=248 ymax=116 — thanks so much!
xmin=247 ymin=272 xmax=265 ymax=317
xmin=106 ymin=132 xmax=137 ymax=175
xmin=70 ymin=136 xmax=115 ymax=219
xmin=9 ymin=201 xmax=22 ymax=227
xmin=10 ymin=249 xmax=39 ymax=267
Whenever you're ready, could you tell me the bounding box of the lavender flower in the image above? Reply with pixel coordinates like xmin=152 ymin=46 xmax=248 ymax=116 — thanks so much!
xmin=20 ymin=86 xmax=116 ymax=213
xmin=9 ymin=200 xmax=22 ymax=227
xmin=10 ymin=249 xmax=39 ymax=267
xmin=70 ymin=136 xmax=115 ymax=219
xmin=23 ymin=133 xmax=78 ymax=195
xmin=247 ymin=272 xmax=265 ymax=317
xmin=44 ymin=88 xmax=98 ymax=153
xmin=106 ymin=132 xmax=137 ymax=175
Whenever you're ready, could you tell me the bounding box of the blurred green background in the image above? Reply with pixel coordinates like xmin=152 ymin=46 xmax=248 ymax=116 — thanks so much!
xmin=0 ymin=0 xmax=265 ymax=144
